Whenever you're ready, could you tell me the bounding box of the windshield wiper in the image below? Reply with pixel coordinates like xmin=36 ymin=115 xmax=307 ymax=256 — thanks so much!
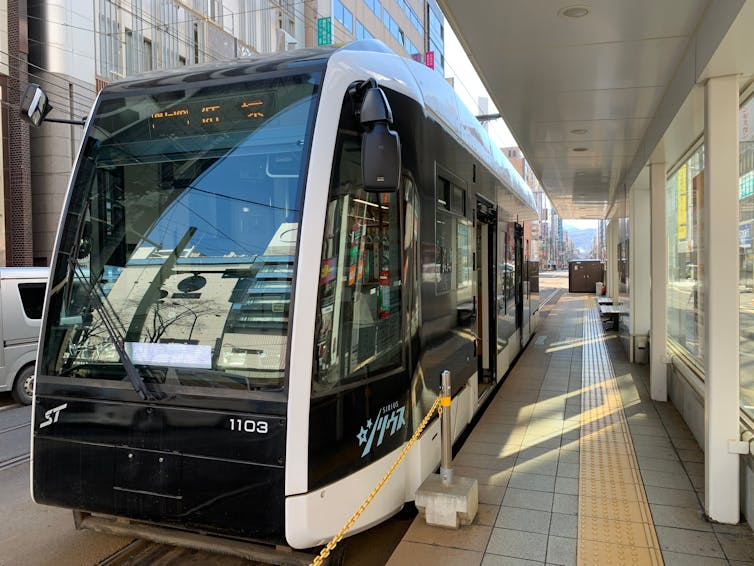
xmin=88 ymin=276 xmax=160 ymax=401
xmin=63 ymin=210 xmax=159 ymax=401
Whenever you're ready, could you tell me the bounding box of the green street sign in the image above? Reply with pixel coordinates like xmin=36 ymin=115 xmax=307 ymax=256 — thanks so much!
xmin=317 ymin=17 xmax=332 ymax=46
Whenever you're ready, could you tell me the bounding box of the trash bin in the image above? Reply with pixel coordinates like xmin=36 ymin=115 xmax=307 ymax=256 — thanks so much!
xmin=595 ymin=282 xmax=604 ymax=296
xmin=634 ymin=333 xmax=649 ymax=364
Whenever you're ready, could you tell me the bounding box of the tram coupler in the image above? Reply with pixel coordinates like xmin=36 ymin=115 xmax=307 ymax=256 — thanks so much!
xmin=439 ymin=370 xmax=454 ymax=487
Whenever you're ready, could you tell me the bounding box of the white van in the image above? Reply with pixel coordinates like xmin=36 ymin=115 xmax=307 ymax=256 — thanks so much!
xmin=0 ymin=267 xmax=48 ymax=404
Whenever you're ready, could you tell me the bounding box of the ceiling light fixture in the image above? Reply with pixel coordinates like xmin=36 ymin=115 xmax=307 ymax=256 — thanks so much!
xmin=572 ymin=147 xmax=588 ymax=152
xmin=570 ymin=128 xmax=588 ymax=135
xmin=559 ymin=5 xmax=590 ymax=18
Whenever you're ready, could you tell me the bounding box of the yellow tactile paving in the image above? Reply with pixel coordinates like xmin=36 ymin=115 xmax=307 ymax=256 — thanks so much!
xmin=580 ymin=455 xmax=644 ymax=487
xmin=579 ymin=496 xmax=655 ymax=524
xmin=579 ymin=540 xmax=664 ymax=566
xmin=580 ymin=449 xmax=640 ymax=472
xmin=579 ymin=517 xmax=659 ymax=547
xmin=579 ymin=477 xmax=646 ymax=503
xmin=577 ymin=301 xmax=664 ymax=566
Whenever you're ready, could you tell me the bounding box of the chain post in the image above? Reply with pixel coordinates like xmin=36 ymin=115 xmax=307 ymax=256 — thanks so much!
xmin=439 ymin=369 xmax=453 ymax=486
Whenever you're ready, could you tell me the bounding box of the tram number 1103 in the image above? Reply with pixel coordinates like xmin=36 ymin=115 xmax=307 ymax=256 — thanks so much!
xmin=229 ymin=418 xmax=268 ymax=434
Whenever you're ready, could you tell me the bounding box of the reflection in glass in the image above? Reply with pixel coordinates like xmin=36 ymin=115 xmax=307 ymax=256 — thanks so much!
xmin=497 ymin=223 xmax=515 ymax=351
xmin=42 ymin=72 xmax=321 ymax=393
xmin=666 ymin=145 xmax=705 ymax=366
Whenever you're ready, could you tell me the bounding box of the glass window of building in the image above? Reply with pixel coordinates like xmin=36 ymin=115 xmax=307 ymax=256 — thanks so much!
xmin=364 ymin=0 xmax=381 ymax=18
xmin=427 ymin=4 xmax=445 ymax=73
xmin=125 ymin=30 xmax=136 ymax=75
xmin=355 ymin=20 xmax=374 ymax=41
xmin=666 ymin=144 xmax=705 ymax=368
xmin=382 ymin=11 xmax=401 ymax=44
xmin=98 ymin=0 xmax=121 ymax=78
xmin=334 ymin=0 xmax=354 ymax=33
xmin=143 ymin=38 xmax=153 ymax=71
xmin=406 ymin=38 xmax=419 ymax=57
xmin=395 ymin=0 xmax=423 ymax=34
xmin=739 ymin=94 xmax=754 ymax=416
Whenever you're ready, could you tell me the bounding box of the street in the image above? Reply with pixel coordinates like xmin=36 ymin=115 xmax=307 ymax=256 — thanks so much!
xmin=0 ymin=277 xmax=563 ymax=566
xmin=0 ymin=393 xmax=132 ymax=566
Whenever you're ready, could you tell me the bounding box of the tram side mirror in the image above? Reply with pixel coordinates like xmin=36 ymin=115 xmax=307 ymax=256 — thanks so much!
xmin=20 ymin=83 xmax=52 ymax=127
xmin=360 ymin=86 xmax=401 ymax=192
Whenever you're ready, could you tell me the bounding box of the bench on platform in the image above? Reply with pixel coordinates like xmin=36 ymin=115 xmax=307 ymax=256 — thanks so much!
xmin=599 ymin=304 xmax=628 ymax=330
xmin=597 ymin=296 xmax=613 ymax=305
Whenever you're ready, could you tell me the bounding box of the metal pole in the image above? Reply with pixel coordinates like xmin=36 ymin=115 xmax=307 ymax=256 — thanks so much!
xmin=439 ymin=370 xmax=453 ymax=486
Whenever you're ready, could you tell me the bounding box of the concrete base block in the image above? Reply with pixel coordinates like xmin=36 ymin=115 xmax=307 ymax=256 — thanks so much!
xmin=414 ymin=473 xmax=478 ymax=528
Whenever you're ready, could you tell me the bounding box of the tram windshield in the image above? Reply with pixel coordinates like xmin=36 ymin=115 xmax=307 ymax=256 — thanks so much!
xmin=41 ymin=71 xmax=321 ymax=394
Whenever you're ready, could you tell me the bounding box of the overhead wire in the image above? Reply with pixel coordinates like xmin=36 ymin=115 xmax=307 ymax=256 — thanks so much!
xmin=18 ymin=0 xmax=425 ymax=113
xmin=27 ymin=0 xmax=311 ymax=42
xmin=8 ymin=78 xmax=94 ymax=118
xmin=0 ymin=47 xmax=98 ymax=116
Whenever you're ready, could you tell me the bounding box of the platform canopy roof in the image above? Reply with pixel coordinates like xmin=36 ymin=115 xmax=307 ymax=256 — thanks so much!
xmin=438 ymin=0 xmax=754 ymax=219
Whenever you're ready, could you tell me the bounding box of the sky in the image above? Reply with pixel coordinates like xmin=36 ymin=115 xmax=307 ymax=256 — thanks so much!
xmin=443 ymin=25 xmax=516 ymax=149
xmin=562 ymin=219 xmax=598 ymax=230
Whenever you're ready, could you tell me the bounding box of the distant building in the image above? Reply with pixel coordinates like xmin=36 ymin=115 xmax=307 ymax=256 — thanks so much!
xmin=318 ymin=0 xmax=445 ymax=73
xmin=4 ymin=0 xmax=446 ymax=267
xmin=502 ymin=146 xmax=549 ymax=263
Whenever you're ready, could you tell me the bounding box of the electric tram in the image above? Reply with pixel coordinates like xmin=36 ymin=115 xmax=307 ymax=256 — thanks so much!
xmin=29 ymin=40 xmax=538 ymax=550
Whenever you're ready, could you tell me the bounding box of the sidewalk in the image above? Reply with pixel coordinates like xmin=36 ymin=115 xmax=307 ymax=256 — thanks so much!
xmin=387 ymin=293 xmax=754 ymax=565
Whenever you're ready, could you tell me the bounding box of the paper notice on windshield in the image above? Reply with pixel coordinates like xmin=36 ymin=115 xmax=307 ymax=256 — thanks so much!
xmin=126 ymin=342 xmax=212 ymax=369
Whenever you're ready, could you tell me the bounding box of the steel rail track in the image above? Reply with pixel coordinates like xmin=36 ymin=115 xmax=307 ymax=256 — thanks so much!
xmin=0 ymin=421 xmax=30 ymax=435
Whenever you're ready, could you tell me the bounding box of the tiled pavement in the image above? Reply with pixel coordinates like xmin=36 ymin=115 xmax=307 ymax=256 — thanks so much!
xmin=387 ymin=293 xmax=754 ymax=565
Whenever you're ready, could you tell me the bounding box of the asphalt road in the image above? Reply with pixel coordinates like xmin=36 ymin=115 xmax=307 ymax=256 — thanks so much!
xmin=0 ymin=397 xmax=133 ymax=566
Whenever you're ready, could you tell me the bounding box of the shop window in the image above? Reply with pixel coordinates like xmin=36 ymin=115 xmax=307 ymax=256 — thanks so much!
xmin=740 ymin=94 xmax=754 ymax=415
xmin=666 ymin=145 xmax=705 ymax=367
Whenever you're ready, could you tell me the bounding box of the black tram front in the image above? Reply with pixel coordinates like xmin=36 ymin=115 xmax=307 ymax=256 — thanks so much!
xmin=33 ymin=54 xmax=325 ymax=544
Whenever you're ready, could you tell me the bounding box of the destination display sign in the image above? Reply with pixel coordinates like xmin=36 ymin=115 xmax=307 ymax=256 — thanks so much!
xmin=149 ymin=92 xmax=276 ymax=137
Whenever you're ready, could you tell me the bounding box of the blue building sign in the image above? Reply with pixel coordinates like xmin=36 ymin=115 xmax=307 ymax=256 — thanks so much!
xmin=741 ymin=223 xmax=751 ymax=247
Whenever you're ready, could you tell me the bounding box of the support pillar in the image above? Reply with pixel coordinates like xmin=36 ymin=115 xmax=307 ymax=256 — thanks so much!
xmin=629 ymin=186 xmax=651 ymax=363
xmin=606 ymin=220 xmax=618 ymax=299
xmin=703 ymin=74 xmax=740 ymax=523
xmin=650 ymin=161 xmax=668 ymax=401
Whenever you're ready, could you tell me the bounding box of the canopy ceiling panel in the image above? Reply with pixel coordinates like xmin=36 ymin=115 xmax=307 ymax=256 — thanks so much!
xmin=438 ymin=0 xmax=718 ymax=219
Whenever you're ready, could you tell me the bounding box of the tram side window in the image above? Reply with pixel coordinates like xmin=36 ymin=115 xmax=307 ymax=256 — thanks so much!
xmin=314 ymin=134 xmax=402 ymax=390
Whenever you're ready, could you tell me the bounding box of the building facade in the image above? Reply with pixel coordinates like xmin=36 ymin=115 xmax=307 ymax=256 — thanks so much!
xmin=503 ymin=146 xmax=547 ymax=263
xmin=2 ymin=0 xmax=444 ymax=267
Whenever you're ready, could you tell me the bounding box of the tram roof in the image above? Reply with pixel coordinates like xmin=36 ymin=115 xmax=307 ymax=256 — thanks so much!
xmin=100 ymin=47 xmax=336 ymax=93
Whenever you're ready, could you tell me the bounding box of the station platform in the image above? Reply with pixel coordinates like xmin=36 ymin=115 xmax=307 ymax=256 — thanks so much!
xmin=386 ymin=293 xmax=754 ymax=565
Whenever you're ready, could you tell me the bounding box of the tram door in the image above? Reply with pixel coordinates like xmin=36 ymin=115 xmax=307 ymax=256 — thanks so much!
xmin=514 ymin=223 xmax=524 ymax=346
xmin=476 ymin=198 xmax=497 ymax=392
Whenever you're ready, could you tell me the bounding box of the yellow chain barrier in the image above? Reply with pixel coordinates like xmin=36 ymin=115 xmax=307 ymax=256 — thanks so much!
xmin=310 ymin=396 xmax=443 ymax=566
